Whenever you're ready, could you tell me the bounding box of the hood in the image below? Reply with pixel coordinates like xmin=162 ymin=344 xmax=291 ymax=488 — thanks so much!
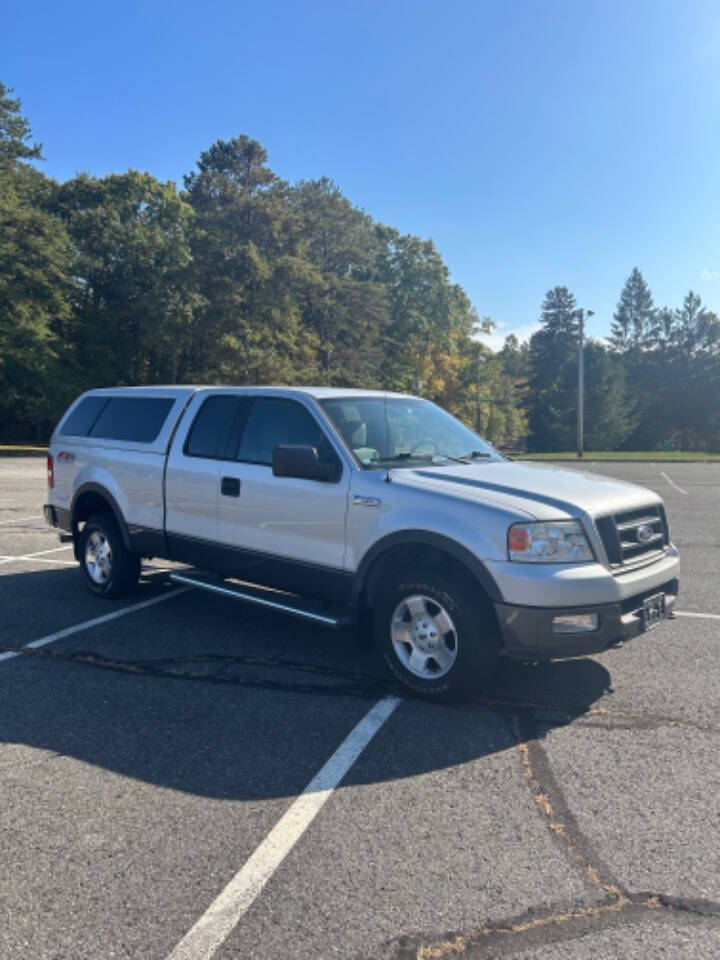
xmin=391 ymin=459 xmax=661 ymax=520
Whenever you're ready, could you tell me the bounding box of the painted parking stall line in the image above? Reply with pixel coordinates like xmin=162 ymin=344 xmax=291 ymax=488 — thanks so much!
xmin=0 ymin=555 xmax=77 ymax=566
xmin=0 ymin=587 xmax=191 ymax=663
xmin=0 ymin=545 xmax=72 ymax=565
xmin=660 ymin=470 xmax=688 ymax=495
xmin=674 ymin=610 xmax=720 ymax=621
xmin=166 ymin=695 xmax=402 ymax=960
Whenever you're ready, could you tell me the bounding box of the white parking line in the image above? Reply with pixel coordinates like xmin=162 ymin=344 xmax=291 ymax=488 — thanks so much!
xmin=166 ymin=695 xmax=402 ymax=960
xmin=660 ymin=471 xmax=688 ymax=495
xmin=0 ymin=515 xmax=42 ymax=525
xmin=0 ymin=555 xmax=77 ymax=566
xmin=0 ymin=587 xmax=191 ymax=663
xmin=674 ymin=610 xmax=720 ymax=621
xmin=0 ymin=545 xmax=72 ymax=565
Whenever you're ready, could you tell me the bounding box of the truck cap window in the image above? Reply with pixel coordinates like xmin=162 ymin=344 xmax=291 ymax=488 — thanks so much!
xmin=87 ymin=397 xmax=175 ymax=443
xmin=234 ymin=398 xmax=335 ymax=466
xmin=185 ymin=395 xmax=243 ymax=459
xmin=58 ymin=396 xmax=110 ymax=437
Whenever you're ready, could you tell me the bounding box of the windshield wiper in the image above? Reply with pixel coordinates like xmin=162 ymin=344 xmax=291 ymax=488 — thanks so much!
xmin=368 ymin=453 xmax=434 ymax=464
xmin=428 ymin=450 xmax=493 ymax=464
xmin=369 ymin=450 xmax=493 ymax=467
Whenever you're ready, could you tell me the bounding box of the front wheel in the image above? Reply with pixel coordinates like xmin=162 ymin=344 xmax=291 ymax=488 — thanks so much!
xmin=373 ymin=566 xmax=500 ymax=700
xmin=79 ymin=514 xmax=141 ymax=598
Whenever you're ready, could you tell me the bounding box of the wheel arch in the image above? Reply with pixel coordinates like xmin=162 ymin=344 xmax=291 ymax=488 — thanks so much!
xmin=353 ymin=531 xmax=503 ymax=610
xmin=71 ymin=483 xmax=133 ymax=555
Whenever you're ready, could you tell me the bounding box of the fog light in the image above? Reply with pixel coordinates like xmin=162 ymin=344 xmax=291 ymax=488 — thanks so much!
xmin=552 ymin=613 xmax=599 ymax=634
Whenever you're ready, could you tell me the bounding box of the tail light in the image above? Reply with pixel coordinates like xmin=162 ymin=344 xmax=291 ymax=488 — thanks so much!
xmin=47 ymin=454 xmax=54 ymax=489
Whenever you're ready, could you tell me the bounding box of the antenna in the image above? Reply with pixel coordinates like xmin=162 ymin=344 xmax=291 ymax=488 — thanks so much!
xmin=384 ymin=390 xmax=391 ymax=483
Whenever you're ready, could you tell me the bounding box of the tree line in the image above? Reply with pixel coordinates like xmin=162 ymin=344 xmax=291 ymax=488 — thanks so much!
xmin=1 ymin=82 xmax=718 ymax=450
xmin=1 ymin=83 xmax=524 ymax=444
xmin=525 ymin=272 xmax=720 ymax=451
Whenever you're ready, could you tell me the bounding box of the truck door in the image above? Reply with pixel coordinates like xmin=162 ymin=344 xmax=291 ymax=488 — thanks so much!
xmin=165 ymin=394 xmax=243 ymax=560
xmin=217 ymin=396 xmax=351 ymax=601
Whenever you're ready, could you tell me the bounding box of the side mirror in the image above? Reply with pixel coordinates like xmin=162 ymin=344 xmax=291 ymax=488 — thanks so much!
xmin=272 ymin=444 xmax=336 ymax=481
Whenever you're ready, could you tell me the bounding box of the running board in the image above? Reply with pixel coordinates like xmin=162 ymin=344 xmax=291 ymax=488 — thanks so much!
xmin=168 ymin=572 xmax=353 ymax=628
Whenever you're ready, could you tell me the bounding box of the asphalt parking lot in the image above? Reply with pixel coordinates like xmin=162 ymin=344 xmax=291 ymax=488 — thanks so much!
xmin=1 ymin=456 xmax=719 ymax=960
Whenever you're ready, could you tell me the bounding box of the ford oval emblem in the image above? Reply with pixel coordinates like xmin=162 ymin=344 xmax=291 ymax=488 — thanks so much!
xmin=636 ymin=523 xmax=654 ymax=545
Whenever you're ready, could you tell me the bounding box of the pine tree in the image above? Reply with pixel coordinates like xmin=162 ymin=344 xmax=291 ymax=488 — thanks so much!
xmin=609 ymin=267 xmax=655 ymax=350
xmin=0 ymin=82 xmax=42 ymax=172
xmin=527 ymin=287 xmax=580 ymax=450
xmin=583 ymin=341 xmax=636 ymax=449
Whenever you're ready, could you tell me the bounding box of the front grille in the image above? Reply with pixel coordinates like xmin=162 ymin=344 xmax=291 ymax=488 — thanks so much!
xmin=596 ymin=504 xmax=669 ymax=567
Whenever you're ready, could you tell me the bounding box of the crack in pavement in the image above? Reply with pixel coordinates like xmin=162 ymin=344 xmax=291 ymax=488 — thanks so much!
xmin=2 ymin=645 xmax=717 ymax=738
xmin=0 ymin=645 xmax=396 ymax=699
xmin=372 ymin=894 xmax=720 ymax=960
xmin=380 ymin=709 xmax=720 ymax=959
xmin=513 ymin=713 xmax=623 ymax=900
xmin=479 ymin=696 xmax=719 ymax=735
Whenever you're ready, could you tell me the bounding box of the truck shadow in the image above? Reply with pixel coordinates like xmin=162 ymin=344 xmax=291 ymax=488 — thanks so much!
xmin=0 ymin=565 xmax=612 ymax=802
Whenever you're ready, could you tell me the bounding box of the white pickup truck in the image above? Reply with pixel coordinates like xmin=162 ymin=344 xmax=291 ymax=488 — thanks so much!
xmin=44 ymin=386 xmax=680 ymax=698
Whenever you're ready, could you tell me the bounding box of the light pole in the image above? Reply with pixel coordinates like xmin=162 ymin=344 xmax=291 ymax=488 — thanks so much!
xmin=576 ymin=308 xmax=594 ymax=458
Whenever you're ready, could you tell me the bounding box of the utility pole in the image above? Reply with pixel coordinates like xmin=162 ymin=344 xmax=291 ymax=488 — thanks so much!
xmin=576 ymin=308 xmax=594 ymax=458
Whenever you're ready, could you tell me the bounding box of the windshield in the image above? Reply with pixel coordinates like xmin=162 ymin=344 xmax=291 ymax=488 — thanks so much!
xmin=320 ymin=396 xmax=502 ymax=469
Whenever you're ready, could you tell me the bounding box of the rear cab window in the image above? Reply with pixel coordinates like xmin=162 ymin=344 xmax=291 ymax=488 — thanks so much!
xmin=184 ymin=395 xmax=244 ymax=459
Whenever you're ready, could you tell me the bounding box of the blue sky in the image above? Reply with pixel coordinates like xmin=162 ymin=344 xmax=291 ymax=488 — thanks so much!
xmin=5 ymin=0 xmax=720 ymax=348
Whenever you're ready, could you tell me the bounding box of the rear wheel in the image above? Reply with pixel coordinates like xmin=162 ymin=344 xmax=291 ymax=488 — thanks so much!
xmin=79 ymin=514 xmax=141 ymax=598
xmin=373 ymin=566 xmax=500 ymax=700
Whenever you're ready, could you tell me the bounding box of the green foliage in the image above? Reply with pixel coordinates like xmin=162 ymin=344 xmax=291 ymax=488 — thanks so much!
xmin=183 ymin=136 xmax=320 ymax=384
xmin=0 ymin=179 xmax=72 ymax=435
xmin=582 ymin=341 xmax=636 ymax=449
xmin=52 ymin=171 xmax=198 ymax=389
xmin=526 ymin=274 xmax=720 ymax=453
xmin=291 ymin=177 xmax=387 ymax=385
xmin=2 ymin=81 xmax=718 ymax=453
xmin=609 ymin=267 xmax=655 ymax=350
xmin=527 ymin=287 xmax=580 ymax=450
xmin=0 ymin=86 xmax=73 ymax=438
xmin=0 ymin=82 xmax=42 ymax=172
xmin=627 ymin=291 xmax=720 ymax=450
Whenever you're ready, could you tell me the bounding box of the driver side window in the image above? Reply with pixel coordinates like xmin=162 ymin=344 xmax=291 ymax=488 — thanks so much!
xmin=233 ymin=398 xmax=338 ymax=467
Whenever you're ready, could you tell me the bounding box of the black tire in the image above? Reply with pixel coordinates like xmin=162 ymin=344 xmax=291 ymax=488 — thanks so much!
xmin=373 ymin=565 xmax=500 ymax=700
xmin=79 ymin=514 xmax=141 ymax=598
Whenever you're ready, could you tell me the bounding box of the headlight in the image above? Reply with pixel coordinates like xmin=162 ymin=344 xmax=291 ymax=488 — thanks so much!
xmin=508 ymin=520 xmax=594 ymax=563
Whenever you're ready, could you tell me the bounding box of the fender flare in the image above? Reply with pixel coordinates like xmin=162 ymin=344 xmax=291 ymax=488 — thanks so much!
xmin=70 ymin=483 xmax=133 ymax=552
xmin=352 ymin=530 xmax=503 ymax=605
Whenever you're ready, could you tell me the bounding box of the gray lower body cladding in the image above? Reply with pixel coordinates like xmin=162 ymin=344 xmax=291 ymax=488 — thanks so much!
xmin=495 ymin=578 xmax=679 ymax=659
xmin=44 ymin=504 xmax=72 ymax=533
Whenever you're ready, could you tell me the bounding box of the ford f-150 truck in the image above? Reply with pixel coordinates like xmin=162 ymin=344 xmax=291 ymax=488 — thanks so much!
xmin=44 ymin=386 xmax=680 ymax=698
